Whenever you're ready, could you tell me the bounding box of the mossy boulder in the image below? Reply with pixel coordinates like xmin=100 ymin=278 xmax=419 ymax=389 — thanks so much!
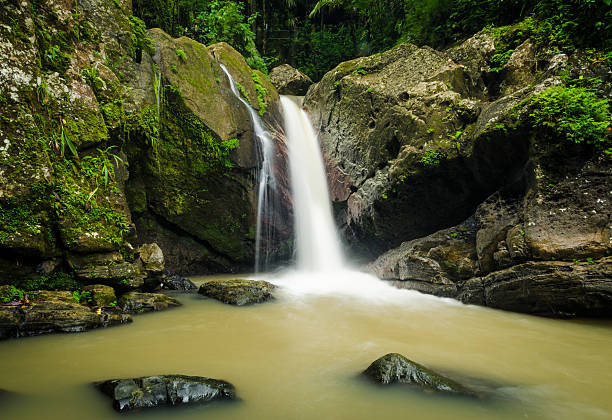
xmin=363 ymin=353 xmax=478 ymax=397
xmin=269 ymin=64 xmax=314 ymax=96
xmin=198 ymin=279 xmax=275 ymax=306
xmin=209 ymin=42 xmax=279 ymax=115
xmin=97 ymin=375 xmax=236 ymax=412
xmin=82 ymin=284 xmax=117 ymax=307
xmin=118 ymin=292 xmax=181 ymax=314
xmin=125 ymin=30 xmax=288 ymax=272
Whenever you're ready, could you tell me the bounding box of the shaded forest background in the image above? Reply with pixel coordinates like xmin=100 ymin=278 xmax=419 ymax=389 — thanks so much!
xmin=132 ymin=0 xmax=611 ymax=80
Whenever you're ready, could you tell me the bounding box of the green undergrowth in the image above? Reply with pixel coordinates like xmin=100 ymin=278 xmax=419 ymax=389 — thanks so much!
xmin=251 ymin=71 xmax=268 ymax=116
xmin=523 ymin=84 xmax=610 ymax=152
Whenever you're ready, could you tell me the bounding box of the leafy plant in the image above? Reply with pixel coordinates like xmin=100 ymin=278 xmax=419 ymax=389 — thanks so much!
xmin=175 ymin=48 xmax=187 ymax=60
xmin=0 ymin=286 xmax=25 ymax=303
xmin=420 ymin=149 xmax=446 ymax=166
xmin=251 ymin=71 xmax=268 ymax=116
xmin=526 ymin=86 xmax=610 ymax=146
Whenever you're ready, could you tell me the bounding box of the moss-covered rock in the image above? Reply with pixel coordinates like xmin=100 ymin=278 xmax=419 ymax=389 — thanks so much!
xmin=363 ymin=353 xmax=478 ymax=397
xmin=124 ymin=30 xmax=286 ymax=272
xmin=97 ymin=375 xmax=236 ymax=412
xmin=118 ymin=291 xmax=181 ymax=314
xmin=198 ymin=279 xmax=275 ymax=306
xmin=82 ymin=284 xmax=117 ymax=306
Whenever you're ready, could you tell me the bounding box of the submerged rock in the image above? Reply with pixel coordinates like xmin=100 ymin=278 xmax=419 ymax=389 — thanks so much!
xmin=0 ymin=291 xmax=131 ymax=340
xmin=118 ymin=292 xmax=181 ymax=314
xmin=198 ymin=279 xmax=275 ymax=306
xmin=97 ymin=375 xmax=236 ymax=412
xmin=163 ymin=275 xmax=198 ymax=292
xmin=269 ymin=64 xmax=313 ymax=96
xmin=363 ymin=353 xmax=478 ymax=397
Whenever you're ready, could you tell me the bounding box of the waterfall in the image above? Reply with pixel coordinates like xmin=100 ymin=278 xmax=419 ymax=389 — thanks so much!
xmin=280 ymin=96 xmax=344 ymax=271
xmin=275 ymin=96 xmax=416 ymax=301
xmin=219 ymin=65 xmax=277 ymax=273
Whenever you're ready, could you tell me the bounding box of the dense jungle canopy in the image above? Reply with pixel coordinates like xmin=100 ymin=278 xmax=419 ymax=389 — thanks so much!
xmin=132 ymin=0 xmax=611 ymax=80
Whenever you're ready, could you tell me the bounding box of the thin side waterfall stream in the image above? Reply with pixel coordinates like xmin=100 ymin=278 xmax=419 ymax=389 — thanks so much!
xmin=219 ymin=65 xmax=277 ymax=273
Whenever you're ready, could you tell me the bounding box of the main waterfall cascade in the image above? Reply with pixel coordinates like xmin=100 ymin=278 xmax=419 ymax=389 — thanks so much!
xmin=276 ymin=96 xmax=442 ymax=302
xmin=219 ymin=65 xmax=278 ymax=273
xmin=280 ymin=96 xmax=344 ymax=271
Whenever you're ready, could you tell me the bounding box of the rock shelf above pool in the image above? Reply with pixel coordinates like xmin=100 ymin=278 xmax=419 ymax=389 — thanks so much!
xmin=198 ymin=279 xmax=276 ymax=306
xmin=363 ymin=353 xmax=479 ymax=398
xmin=0 ymin=290 xmax=181 ymax=340
xmin=96 ymin=375 xmax=236 ymax=412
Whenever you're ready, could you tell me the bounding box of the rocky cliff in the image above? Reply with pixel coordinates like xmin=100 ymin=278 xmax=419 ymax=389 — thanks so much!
xmin=0 ymin=0 xmax=286 ymax=297
xmin=305 ymin=32 xmax=611 ymax=317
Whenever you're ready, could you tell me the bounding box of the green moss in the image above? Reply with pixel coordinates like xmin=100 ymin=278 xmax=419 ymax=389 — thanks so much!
xmin=251 ymin=71 xmax=268 ymax=116
xmin=20 ymin=271 xmax=81 ymax=291
xmin=129 ymin=15 xmax=154 ymax=60
xmin=52 ymin=156 xmax=131 ymax=249
xmin=420 ymin=149 xmax=446 ymax=166
xmin=175 ymin=48 xmax=187 ymax=60
xmin=235 ymin=82 xmax=251 ymax=104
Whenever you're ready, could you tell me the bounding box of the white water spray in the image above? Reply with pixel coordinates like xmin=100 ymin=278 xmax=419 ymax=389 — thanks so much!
xmin=219 ymin=64 xmax=277 ymax=273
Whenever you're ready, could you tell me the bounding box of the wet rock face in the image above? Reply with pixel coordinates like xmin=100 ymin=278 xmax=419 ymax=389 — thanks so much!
xmin=269 ymin=64 xmax=313 ymax=96
xmin=368 ymin=216 xmax=479 ymax=298
xmin=97 ymin=375 xmax=236 ymax=412
xmin=198 ymin=279 xmax=275 ymax=306
xmin=0 ymin=291 xmax=131 ymax=340
xmin=363 ymin=353 xmax=478 ymax=397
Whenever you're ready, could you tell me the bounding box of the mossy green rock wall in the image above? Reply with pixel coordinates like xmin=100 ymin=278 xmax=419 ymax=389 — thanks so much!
xmin=1 ymin=0 xmax=280 ymax=286
xmin=125 ymin=31 xmax=281 ymax=273
xmin=0 ymin=0 xmax=139 ymax=286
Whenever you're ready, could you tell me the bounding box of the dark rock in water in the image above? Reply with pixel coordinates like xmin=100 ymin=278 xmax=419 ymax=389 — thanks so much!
xmin=118 ymin=292 xmax=181 ymax=314
xmin=97 ymin=375 xmax=236 ymax=412
xmin=0 ymin=291 xmax=131 ymax=340
xmin=269 ymin=64 xmax=313 ymax=96
xmin=198 ymin=279 xmax=275 ymax=306
xmin=363 ymin=353 xmax=478 ymax=397
xmin=163 ymin=275 xmax=198 ymax=292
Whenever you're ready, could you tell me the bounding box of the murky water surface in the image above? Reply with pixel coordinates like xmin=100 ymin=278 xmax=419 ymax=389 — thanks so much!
xmin=1 ymin=272 xmax=611 ymax=420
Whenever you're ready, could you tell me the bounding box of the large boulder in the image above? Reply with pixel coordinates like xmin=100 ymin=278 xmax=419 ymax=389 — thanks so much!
xmin=97 ymin=375 xmax=236 ymax=412
xmin=363 ymin=353 xmax=478 ymax=397
xmin=198 ymin=279 xmax=275 ymax=306
xmin=368 ymin=217 xmax=479 ymax=298
xmin=269 ymin=64 xmax=313 ymax=96
xmin=125 ymin=32 xmax=291 ymax=274
xmin=304 ymin=41 xmax=537 ymax=258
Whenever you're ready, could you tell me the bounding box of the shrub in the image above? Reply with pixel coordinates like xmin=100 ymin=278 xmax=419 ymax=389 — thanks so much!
xmin=527 ymin=86 xmax=610 ymax=146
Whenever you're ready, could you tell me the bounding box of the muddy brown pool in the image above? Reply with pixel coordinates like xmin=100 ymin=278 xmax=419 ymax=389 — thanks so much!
xmin=1 ymin=273 xmax=611 ymax=420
